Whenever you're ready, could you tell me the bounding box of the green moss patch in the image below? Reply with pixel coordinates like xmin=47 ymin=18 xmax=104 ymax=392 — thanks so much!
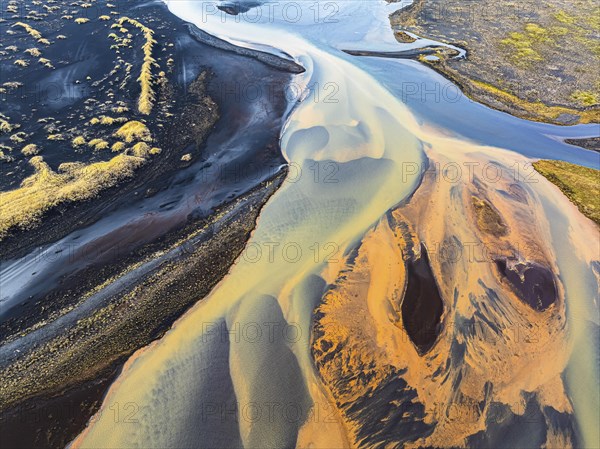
xmin=533 ymin=160 xmax=600 ymax=225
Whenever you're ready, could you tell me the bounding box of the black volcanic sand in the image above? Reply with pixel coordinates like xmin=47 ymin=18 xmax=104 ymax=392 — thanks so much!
xmin=1 ymin=0 xmax=174 ymax=189
xmin=467 ymin=394 xmax=579 ymax=449
xmin=401 ymin=244 xmax=445 ymax=354
xmin=0 ymin=0 xmax=291 ymax=260
xmin=0 ymin=170 xmax=287 ymax=449
xmin=342 ymin=46 xmax=459 ymax=59
xmin=564 ymin=136 xmax=600 ymax=152
xmin=187 ymin=23 xmax=304 ymax=73
xmin=1 ymin=0 xmax=295 ymax=340
xmin=344 ymin=368 xmax=434 ymax=447
xmin=0 ymin=0 xmax=300 ymax=447
xmin=495 ymin=259 xmax=557 ymax=311
xmin=0 ymin=364 xmax=121 ymax=449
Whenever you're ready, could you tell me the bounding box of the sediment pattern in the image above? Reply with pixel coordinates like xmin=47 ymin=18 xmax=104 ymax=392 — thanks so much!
xmin=311 ymin=143 xmax=597 ymax=448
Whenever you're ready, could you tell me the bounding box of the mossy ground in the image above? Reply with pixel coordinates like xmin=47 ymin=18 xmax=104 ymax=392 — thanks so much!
xmin=533 ymin=160 xmax=600 ymax=225
xmin=390 ymin=0 xmax=600 ymax=125
xmin=0 ymin=0 xmax=179 ymax=239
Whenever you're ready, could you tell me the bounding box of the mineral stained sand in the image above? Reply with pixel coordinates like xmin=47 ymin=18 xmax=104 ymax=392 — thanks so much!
xmin=72 ymin=1 xmax=599 ymax=448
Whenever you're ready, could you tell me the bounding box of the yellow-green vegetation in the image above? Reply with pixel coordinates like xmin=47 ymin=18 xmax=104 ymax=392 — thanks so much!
xmin=571 ymin=90 xmax=599 ymax=107
xmin=0 ymin=154 xmax=147 ymax=239
xmin=0 ymin=119 xmax=14 ymax=133
xmin=47 ymin=134 xmax=64 ymax=140
xmin=131 ymin=142 xmax=150 ymax=157
xmin=114 ymin=120 xmax=152 ymax=142
xmin=99 ymin=15 xmax=111 ymax=21
xmin=88 ymin=138 xmax=109 ymax=150
xmin=587 ymin=7 xmax=600 ymax=28
xmin=0 ymin=145 xmax=14 ymax=161
xmin=21 ymin=144 xmax=39 ymax=156
xmin=472 ymin=80 xmax=600 ymax=124
xmin=116 ymin=17 xmax=157 ymax=115
xmin=74 ymin=18 xmax=90 ymax=24
xmin=24 ymin=48 xmax=41 ymax=57
xmin=10 ymin=132 xmax=26 ymax=143
xmin=549 ymin=9 xmax=598 ymax=57
xmin=149 ymin=147 xmax=161 ymax=155
xmin=500 ymin=23 xmax=549 ymax=65
xmin=554 ymin=10 xmax=576 ymax=24
xmin=92 ymin=115 xmax=128 ymax=125
xmin=111 ymin=141 xmax=126 ymax=152
xmin=533 ymin=160 xmax=600 ymax=225
xmin=72 ymin=136 xmax=86 ymax=147
xmin=12 ymin=22 xmax=43 ymax=40
xmin=524 ymin=23 xmax=549 ymax=41
xmin=112 ymin=105 xmax=129 ymax=114
xmin=38 ymin=57 xmax=53 ymax=68
xmin=14 ymin=59 xmax=28 ymax=67
xmin=500 ymin=12 xmax=600 ymax=65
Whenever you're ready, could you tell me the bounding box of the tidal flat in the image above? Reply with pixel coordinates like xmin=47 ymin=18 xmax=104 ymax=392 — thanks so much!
xmin=0 ymin=0 xmax=297 ymax=446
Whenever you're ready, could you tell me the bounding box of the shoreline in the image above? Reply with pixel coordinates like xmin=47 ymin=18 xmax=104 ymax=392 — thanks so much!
xmin=0 ymin=0 xmax=300 ymax=446
xmin=388 ymin=0 xmax=600 ymax=129
xmin=0 ymin=170 xmax=287 ymax=449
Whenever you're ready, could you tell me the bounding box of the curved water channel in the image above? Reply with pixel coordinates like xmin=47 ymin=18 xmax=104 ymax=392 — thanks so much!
xmin=62 ymin=0 xmax=599 ymax=447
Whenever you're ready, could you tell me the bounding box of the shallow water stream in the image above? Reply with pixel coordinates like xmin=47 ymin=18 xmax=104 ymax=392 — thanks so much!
xmin=70 ymin=1 xmax=599 ymax=447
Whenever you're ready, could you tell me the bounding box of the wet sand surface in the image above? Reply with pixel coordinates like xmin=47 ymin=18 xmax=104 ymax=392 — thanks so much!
xmin=0 ymin=172 xmax=287 ymax=449
xmin=311 ymin=141 xmax=595 ymax=448
xmin=401 ymin=244 xmax=444 ymax=353
xmin=495 ymin=259 xmax=558 ymax=311
xmin=2 ymin=1 xmax=599 ymax=448
xmin=0 ymin=0 xmax=298 ymax=446
xmin=68 ymin=1 xmax=599 ymax=448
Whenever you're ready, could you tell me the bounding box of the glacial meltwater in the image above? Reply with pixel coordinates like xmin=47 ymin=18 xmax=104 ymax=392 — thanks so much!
xmin=71 ymin=1 xmax=600 ymax=448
